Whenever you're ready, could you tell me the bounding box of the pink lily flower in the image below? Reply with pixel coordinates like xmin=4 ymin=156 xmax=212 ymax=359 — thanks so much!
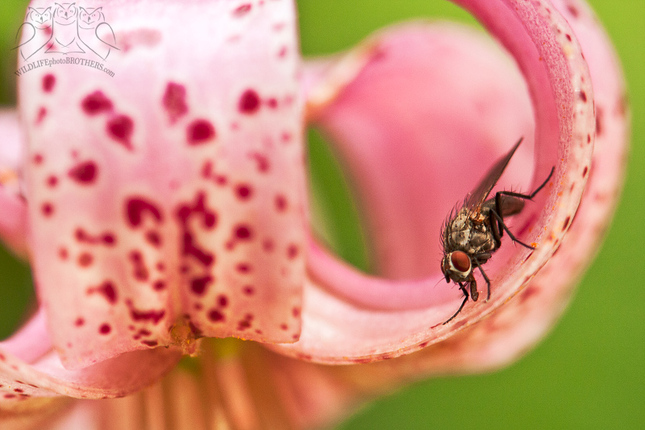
xmin=0 ymin=0 xmax=627 ymax=428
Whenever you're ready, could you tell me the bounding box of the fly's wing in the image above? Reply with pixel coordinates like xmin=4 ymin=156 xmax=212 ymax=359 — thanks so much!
xmin=465 ymin=137 xmax=523 ymax=210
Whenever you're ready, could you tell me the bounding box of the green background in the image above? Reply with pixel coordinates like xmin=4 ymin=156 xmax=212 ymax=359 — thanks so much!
xmin=1 ymin=1 xmax=643 ymax=429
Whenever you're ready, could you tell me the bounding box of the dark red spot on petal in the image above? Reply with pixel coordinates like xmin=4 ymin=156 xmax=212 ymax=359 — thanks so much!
xmin=217 ymin=295 xmax=228 ymax=307
xmin=191 ymin=275 xmax=213 ymax=296
xmin=74 ymin=228 xmax=89 ymax=240
xmin=99 ymin=324 xmax=112 ymax=335
xmin=237 ymin=319 xmax=252 ymax=330
xmin=32 ymin=154 xmax=44 ymax=165
xmin=176 ymin=193 xmax=217 ymax=265
xmin=262 ymin=239 xmax=274 ymax=252
xmin=235 ymin=184 xmax=253 ymax=200
xmin=280 ymin=131 xmax=292 ymax=143
xmin=88 ymin=281 xmax=118 ymax=305
xmin=187 ymin=119 xmax=216 ymax=145
xmin=239 ymin=89 xmax=260 ymax=114
xmin=180 ymin=231 xmax=214 ymax=265
xmin=242 ymin=285 xmax=255 ymax=296
xmin=59 ymin=247 xmax=68 ymax=260
xmin=103 ymin=233 xmax=116 ymax=245
xmin=141 ymin=340 xmax=158 ymax=347
xmin=596 ymin=107 xmax=604 ymax=136
xmin=152 ymin=280 xmax=166 ymax=291
xmin=82 ymin=91 xmax=114 ymax=115
xmin=41 ymin=202 xmax=54 ymax=217
xmin=130 ymin=250 xmax=149 ymax=281
xmin=35 ymin=107 xmax=47 ymax=124
xmin=163 ymin=82 xmax=188 ymax=123
xmin=249 ymin=152 xmax=270 ymax=172
xmin=236 ymin=262 xmax=251 ymax=273
xmin=275 ymin=194 xmax=287 ymax=212
xmin=201 ymin=160 xmax=213 ymax=178
xmin=126 ymin=197 xmax=163 ymax=227
xmin=42 ymin=74 xmax=56 ymax=93
xmin=107 ymin=115 xmax=134 ymax=150
xmin=78 ymin=252 xmax=93 ymax=267
xmin=145 ymin=230 xmax=162 ymax=247
xmin=68 ymin=161 xmax=98 ymax=184
xmin=566 ymin=5 xmax=579 ymax=18
xmin=127 ymin=302 xmax=166 ymax=325
xmin=287 ymin=244 xmax=299 ymax=259
xmin=134 ymin=329 xmax=152 ymax=340
xmin=234 ymin=225 xmax=253 ymax=240
xmin=233 ymin=4 xmax=252 ymax=16
xmin=46 ymin=175 xmax=58 ymax=187
xmin=75 ymin=317 xmax=85 ymax=327
xmin=208 ymin=309 xmax=225 ymax=322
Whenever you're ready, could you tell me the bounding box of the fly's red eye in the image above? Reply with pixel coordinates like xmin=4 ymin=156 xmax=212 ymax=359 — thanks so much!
xmin=451 ymin=251 xmax=471 ymax=273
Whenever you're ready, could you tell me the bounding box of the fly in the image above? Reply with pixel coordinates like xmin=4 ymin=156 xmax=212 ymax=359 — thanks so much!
xmin=440 ymin=138 xmax=554 ymax=324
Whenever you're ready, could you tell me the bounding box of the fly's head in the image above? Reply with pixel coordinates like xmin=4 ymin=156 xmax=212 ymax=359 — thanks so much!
xmin=441 ymin=250 xmax=472 ymax=284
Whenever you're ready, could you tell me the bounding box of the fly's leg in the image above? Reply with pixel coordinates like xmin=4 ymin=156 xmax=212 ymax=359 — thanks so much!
xmin=498 ymin=167 xmax=555 ymax=202
xmin=492 ymin=167 xmax=555 ymax=249
xmin=470 ymin=281 xmax=479 ymax=302
xmin=473 ymin=258 xmax=492 ymax=300
xmin=490 ymin=210 xmax=534 ymax=249
xmin=443 ymin=282 xmax=470 ymax=325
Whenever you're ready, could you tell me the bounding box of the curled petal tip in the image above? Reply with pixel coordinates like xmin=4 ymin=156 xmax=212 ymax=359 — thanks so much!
xmin=282 ymin=0 xmax=625 ymax=366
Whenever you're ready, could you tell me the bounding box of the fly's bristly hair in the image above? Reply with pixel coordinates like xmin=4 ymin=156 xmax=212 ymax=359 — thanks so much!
xmin=440 ymin=195 xmax=479 ymax=253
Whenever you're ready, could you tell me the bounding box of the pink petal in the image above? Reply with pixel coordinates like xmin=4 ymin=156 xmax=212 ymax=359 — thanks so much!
xmin=399 ymin=0 xmax=629 ymax=373
xmin=19 ymin=0 xmax=304 ymax=369
xmin=0 ymin=309 xmax=181 ymax=404
xmin=3 ymin=1 xmax=625 ymax=428
xmin=0 ymin=110 xmax=29 ymax=257
xmin=278 ymin=0 xmax=603 ymax=363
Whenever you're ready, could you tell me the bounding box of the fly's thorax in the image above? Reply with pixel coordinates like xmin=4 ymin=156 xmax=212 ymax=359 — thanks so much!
xmin=445 ymin=209 xmax=473 ymax=249
xmin=444 ymin=208 xmax=498 ymax=256
xmin=466 ymin=221 xmax=497 ymax=254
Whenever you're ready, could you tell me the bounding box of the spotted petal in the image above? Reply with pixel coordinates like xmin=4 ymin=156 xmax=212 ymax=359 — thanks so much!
xmin=277 ymin=0 xmax=611 ymax=363
xmin=19 ymin=0 xmax=304 ymax=369
xmin=0 ymin=310 xmax=180 ymax=408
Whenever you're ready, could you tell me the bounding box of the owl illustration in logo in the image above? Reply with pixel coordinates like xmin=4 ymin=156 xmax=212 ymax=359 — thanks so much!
xmin=13 ymin=7 xmax=53 ymax=60
xmin=46 ymin=3 xmax=85 ymax=54
xmin=77 ymin=7 xmax=119 ymax=60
